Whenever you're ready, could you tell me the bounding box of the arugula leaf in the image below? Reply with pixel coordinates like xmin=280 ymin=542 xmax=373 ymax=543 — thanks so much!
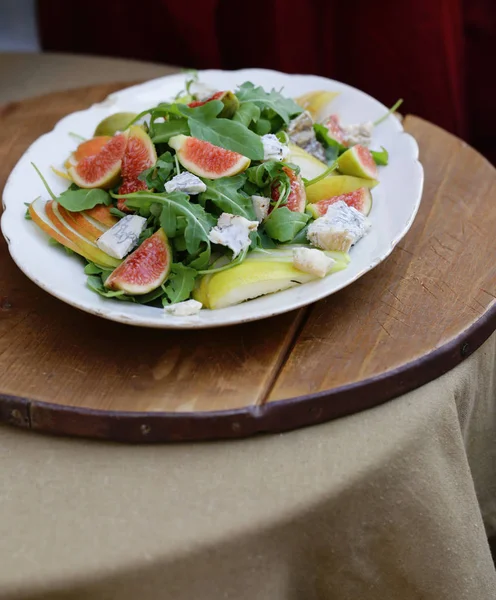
xmin=122 ymin=191 xmax=215 ymax=256
xmin=246 ymin=160 xmax=292 ymax=188
xmin=370 ymin=146 xmax=389 ymax=166
xmin=138 ymin=151 xmax=175 ymax=191
xmin=253 ymin=230 xmax=277 ymax=249
xmin=199 ymin=175 xmax=256 ymax=220
xmin=373 ymin=98 xmax=403 ymax=126
xmin=162 ymin=263 xmax=198 ymax=304
xmin=57 ymin=188 xmax=111 ymax=212
xmin=254 ymin=119 xmax=272 ymax=136
xmin=151 ymin=118 xmax=190 ymax=143
xmin=263 ymin=207 xmax=310 ymax=242
xmin=134 ymin=287 xmax=168 ymax=305
xmin=314 ymin=123 xmax=346 ymax=154
xmin=84 ymin=262 xmax=106 ymax=275
xmin=232 ymin=102 xmax=260 ymax=127
xmin=178 ymin=101 xmax=264 ymax=160
xmin=287 ymin=224 xmax=310 ymax=245
xmin=235 ymin=82 xmax=303 ymax=124
xmin=188 ymin=248 xmax=211 ymax=270
xmin=109 ymin=207 xmax=127 ymax=218
xmin=86 ymin=275 xmax=130 ymax=299
xmin=324 ymin=145 xmax=340 ymax=164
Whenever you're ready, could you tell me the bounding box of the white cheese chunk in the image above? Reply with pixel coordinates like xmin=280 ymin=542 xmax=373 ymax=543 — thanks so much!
xmin=189 ymin=83 xmax=218 ymax=102
xmin=307 ymin=200 xmax=371 ymax=252
xmin=164 ymin=171 xmax=207 ymax=195
xmin=261 ymin=134 xmax=289 ymax=162
xmin=96 ymin=215 xmax=147 ymax=259
xmin=251 ymin=195 xmax=270 ymax=222
xmin=164 ymin=299 xmax=203 ymax=317
xmin=293 ymin=247 xmax=335 ymax=278
xmin=208 ymin=213 xmax=258 ymax=258
xmin=342 ymin=121 xmax=374 ymax=147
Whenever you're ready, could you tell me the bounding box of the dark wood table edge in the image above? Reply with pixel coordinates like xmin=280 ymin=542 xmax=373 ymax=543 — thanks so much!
xmin=1 ymin=305 xmax=494 ymax=443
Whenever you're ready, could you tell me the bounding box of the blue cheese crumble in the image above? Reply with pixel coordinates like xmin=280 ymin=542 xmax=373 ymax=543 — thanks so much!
xmin=307 ymin=200 xmax=371 ymax=253
xmin=261 ymin=134 xmax=289 ymax=162
xmin=208 ymin=213 xmax=258 ymax=258
xmin=96 ymin=215 xmax=147 ymax=259
xmin=164 ymin=171 xmax=207 ymax=195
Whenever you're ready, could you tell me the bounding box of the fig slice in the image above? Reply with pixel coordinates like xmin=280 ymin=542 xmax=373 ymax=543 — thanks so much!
xmin=105 ymin=229 xmax=172 ymax=295
xmin=307 ymin=188 xmax=372 ymax=218
xmin=68 ymin=132 xmax=128 ymax=189
xmin=271 ymin=166 xmax=306 ymax=213
xmin=306 ymin=175 xmax=378 ymax=203
xmin=117 ymin=126 xmax=157 ymax=212
xmin=168 ymin=135 xmax=250 ymax=179
xmin=188 ymin=91 xmax=239 ymax=118
xmin=337 ymin=144 xmax=378 ymax=180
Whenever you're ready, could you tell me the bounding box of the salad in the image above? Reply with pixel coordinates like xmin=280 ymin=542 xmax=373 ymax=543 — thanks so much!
xmin=27 ymin=74 xmax=401 ymax=317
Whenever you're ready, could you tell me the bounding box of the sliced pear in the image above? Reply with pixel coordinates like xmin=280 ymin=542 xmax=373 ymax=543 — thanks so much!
xmin=84 ymin=205 xmax=119 ymax=228
xmin=58 ymin=206 xmax=108 ymax=243
xmin=294 ymin=91 xmax=340 ymax=119
xmin=46 ymin=201 xmax=120 ymax=268
xmin=287 ymin=144 xmax=328 ymax=180
xmin=306 ymin=175 xmax=378 ymax=203
xmin=204 ymin=261 xmax=317 ymax=309
xmin=29 ymin=198 xmax=86 ymax=257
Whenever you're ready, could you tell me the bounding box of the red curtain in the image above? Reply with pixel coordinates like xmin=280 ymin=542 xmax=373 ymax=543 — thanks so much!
xmin=38 ymin=0 xmax=495 ymax=162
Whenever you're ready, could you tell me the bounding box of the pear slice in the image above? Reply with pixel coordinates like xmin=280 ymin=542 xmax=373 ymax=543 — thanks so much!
xmin=286 ymin=144 xmax=328 ymax=180
xmin=204 ymin=261 xmax=317 ymax=309
xmin=295 ymin=91 xmax=340 ymax=119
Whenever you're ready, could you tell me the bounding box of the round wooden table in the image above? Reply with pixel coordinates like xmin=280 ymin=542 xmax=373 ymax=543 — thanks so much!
xmin=0 ymin=81 xmax=495 ymax=442
xmin=0 ymin=54 xmax=495 ymax=600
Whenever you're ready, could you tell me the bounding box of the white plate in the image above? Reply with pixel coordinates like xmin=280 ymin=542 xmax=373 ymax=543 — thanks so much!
xmin=1 ymin=69 xmax=423 ymax=329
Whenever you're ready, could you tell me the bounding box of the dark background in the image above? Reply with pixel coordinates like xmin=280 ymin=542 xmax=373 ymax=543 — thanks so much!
xmin=37 ymin=0 xmax=495 ymax=163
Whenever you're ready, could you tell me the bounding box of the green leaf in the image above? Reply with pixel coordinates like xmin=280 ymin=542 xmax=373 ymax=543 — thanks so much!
xmin=178 ymin=101 xmax=264 ymax=160
xmin=253 ymin=230 xmax=277 ymax=249
xmin=162 ymin=263 xmax=198 ymax=304
xmin=199 ymin=174 xmax=256 ymax=220
xmin=188 ymin=247 xmax=211 ymax=270
xmin=232 ymin=102 xmax=260 ymax=127
xmin=287 ymin=224 xmax=310 ymax=245
xmin=235 ymin=82 xmax=303 ymax=124
xmin=24 ymin=202 xmax=32 ymax=220
xmin=84 ymin=262 xmax=105 ymax=275
xmin=254 ymin=119 xmax=271 ymax=136
xmin=57 ymin=188 xmax=111 ymax=212
xmin=373 ymin=98 xmax=403 ymax=126
xmin=134 ymin=287 xmax=167 ymax=305
xmin=122 ymin=191 xmax=215 ymax=257
xmin=151 ymin=118 xmax=190 ymax=143
xmin=109 ymin=207 xmax=127 ymax=218
xmin=138 ymin=151 xmax=175 ymax=192
xmin=370 ymin=146 xmax=389 ymax=166
xmin=263 ymin=207 xmax=310 ymax=242
xmin=86 ymin=275 xmax=129 ymax=299
xmin=314 ymin=123 xmax=346 ymax=155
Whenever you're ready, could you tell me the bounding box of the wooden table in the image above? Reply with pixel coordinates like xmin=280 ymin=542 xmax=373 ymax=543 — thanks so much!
xmin=1 ymin=82 xmax=495 ymax=442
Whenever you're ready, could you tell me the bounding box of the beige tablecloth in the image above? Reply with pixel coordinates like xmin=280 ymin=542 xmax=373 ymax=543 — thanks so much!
xmin=0 ymin=53 xmax=495 ymax=600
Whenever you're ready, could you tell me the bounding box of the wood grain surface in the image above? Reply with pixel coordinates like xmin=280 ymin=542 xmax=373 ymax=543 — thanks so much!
xmin=0 ymin=83 xmax=495 ymax=442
